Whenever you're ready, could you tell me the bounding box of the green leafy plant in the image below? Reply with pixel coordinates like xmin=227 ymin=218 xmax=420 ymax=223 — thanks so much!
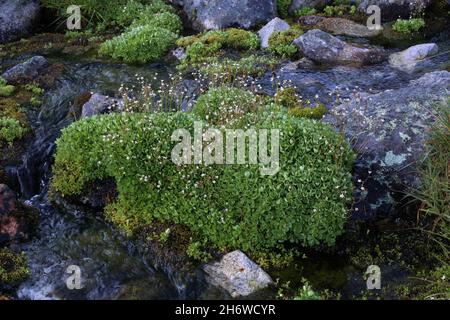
xmin=186 ymin=241 xmax=212 ymax=262
xmin=293 ymin=281 xmax=323 ymax=300
xmin=0 ymin=78 xmax=15 ymax=97
xmin=42 ymin=0 xmax=128 ymax=28
xmin=51 ymin=86 xmax=355 ymax=255
xmin=268 ymin=27 xmax=303 ymax=58
xmin=177 ymin=29 xmax=260 ymax=67
xmin=30 ymin=97 xmax=43 ymax=107
xmin=0 ymin=117 xmax=27 ymax=145
xmin=25 ymin=84 xmax=44 ymax=96
xmin=288 ymin=104 xmax=328 ymax=120
xmin=99 ymin=24 xmax=178 ymax=63
xmin=407 ymin=101 xmax=449 ymax=261
xmin=294 ymin=7 xmax=317 ymax=17
xmin=129 ymin=11 xmax=182 ymax=34
xmin=277 ymin=0 xmax=293 ymax=18
xmin=42 ymin=0 xmax=172 ymax=30
xmin=392 ymin=18 xmax=426 ymax=33
xmin=158 ymin=228 xmax=171 ymax=244
xmin=323 ymin=5 xmax=345 ymax=16
xmin=274 ymin=87 xmax=300 ymax=108
xmin=199 ymin=55 xmax=279 ymax=83
xmin=192 ymin=86 xmax=261 ymax=125
xmin=98 ymin=0 xmax=181 ymax=63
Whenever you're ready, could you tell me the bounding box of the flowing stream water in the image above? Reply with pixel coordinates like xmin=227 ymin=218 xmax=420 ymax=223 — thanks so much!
xmin=5 ymin=38 xmax=449 ymax=299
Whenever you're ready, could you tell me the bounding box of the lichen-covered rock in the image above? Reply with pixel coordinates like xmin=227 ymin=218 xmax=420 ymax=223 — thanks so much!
xmin=324 ymin=71 xmax=450 ymax=219
xmin=358 ymin=0 xmax=431 ymax=22
xmin=0 ymin=0 xmax=40 ymax=44
xmin=258 ymin=18 xmax=290 ymax=48
xmin=294 ymin=29 xmax=386 ymax=65
xmin=1 ymin=56 xmax=49 ymax=84
xmin=389 ymin=43 xmax=439 ymax=73
xmin=171 ymin=0 xmax=277 ymax=31
xmin=289 ymin=0 xmax=332 ymax=14
xmin=316 ymin=17 xmax=382 ymax=38
xmin=203 ymin=250 xmax=273 ymax=298
xmin=81 ymin=93 xmax=123 ymax=118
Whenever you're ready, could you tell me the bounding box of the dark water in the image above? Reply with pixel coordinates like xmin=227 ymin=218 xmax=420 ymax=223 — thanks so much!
xmin=6 ymin=38 xmax=449 ymax=299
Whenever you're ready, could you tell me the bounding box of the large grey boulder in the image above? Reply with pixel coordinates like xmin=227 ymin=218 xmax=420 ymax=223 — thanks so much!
xmin=203 ymin=250 xmax=273 ymax=298
xmin=1 ymin=56 xmax=49 ymax=84
xmin=289 ymin=0 xmax=332 ymax=14
xmin=389 ymin=43 xmax=438 ymax=73
xmin=170 ymin=0 xmax=277 ymax=31
xmin=0 ymin=0 xmax=40 ymax=44
xmin=258 ymin=18 xmax=290 ymax=49
xmin=294 ymin=29 xmax=386 ymax=65
xmin=358 ymin=0 xmax=431 ymax=22
xmin=324 ymin=71 xmax=450 ymax=219
xmin=81 ymin=94 xmax=123 ymax=118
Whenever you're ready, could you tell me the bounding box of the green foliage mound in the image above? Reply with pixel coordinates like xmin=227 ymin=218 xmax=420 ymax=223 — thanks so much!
xmin=0 ymin=78 xmax=15 ymax=98
xmin=0 ymin=249 xmax=29 ymax=287
xmin=0 ymin=117 xmax=27 ymax=145
xmin=268 ymin=27 xmax=303 ymax=58
xmin=99 ymin=25 xmax=178 ymax=63
xmin=97 ymin=0 xmax=182 ymax=63
xmin=274 ymin=87 xmax=328 ymax=120
xmin=51 ymin=87 xmax=355 ymax=254
xmin=392 ymin=18 xmax=426 ymax=34
xmin=129 ymin=11 xmax=182 ymax=34
xmin=198 ymin=55 xmax=279 ymax=83
xmin=176 ymin=29 xmax=260 ymax=66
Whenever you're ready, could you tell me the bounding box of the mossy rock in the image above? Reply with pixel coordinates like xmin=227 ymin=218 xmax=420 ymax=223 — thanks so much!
xmin=0 ymin=248 xmax=29 ymax=290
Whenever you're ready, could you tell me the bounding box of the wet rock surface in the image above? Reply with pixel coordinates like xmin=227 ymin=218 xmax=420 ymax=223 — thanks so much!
xmin=1 ymin=56 xmax=49 ymax=84
xmin=171 ymin=0 xmax=277 ymax=31
xmin=0 ymin=184 xmax=38 ymax=244
xmin=81 ymin=93 xmax=123 ymax=118
xmin=358 ymin=0 xmax=432 ymax=22
xmin=389 ymin=43 xmax=439 ymax=72
xmin=294 ymin=29 xmax=386 ymax=65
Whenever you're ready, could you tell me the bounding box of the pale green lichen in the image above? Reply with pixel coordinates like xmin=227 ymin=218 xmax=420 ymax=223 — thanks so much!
xmin=382 ymin=151 xmax=407 ymax=166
